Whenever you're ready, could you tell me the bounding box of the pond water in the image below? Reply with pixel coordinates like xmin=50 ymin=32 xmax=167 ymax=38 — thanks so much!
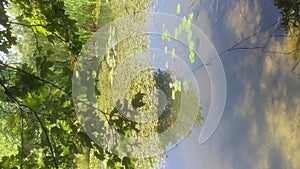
xmin=149 ymin=0 xmax=300 ymax=169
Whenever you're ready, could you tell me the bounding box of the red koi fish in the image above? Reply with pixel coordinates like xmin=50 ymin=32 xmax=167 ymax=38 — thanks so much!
xmin=70 ymin=54 xmax=77 ymax=69
xmin=161 ymin=40 xmax=165 ymax=49
xmin=170 ymin=114 xmax=174 ymax=129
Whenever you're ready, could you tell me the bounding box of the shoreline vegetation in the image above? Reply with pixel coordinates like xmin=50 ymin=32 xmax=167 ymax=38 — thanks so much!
xmin=1 ymin=0 xmax=203 ymax=168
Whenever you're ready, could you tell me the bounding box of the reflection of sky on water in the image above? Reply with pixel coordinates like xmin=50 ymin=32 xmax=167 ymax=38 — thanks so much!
xmin=150 ymin=0 xmax=300 ymax=169
xmin=146 ymin=12 xmax=214 ymax=119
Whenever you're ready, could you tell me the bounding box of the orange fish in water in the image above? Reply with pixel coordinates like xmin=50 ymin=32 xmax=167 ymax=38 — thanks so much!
xmin=188 ymin=12 xmax=193 ymax=20
xmin=169 ymin=114 xmax=174 ymax=129
xmin=70 ymin=54 xmax=77 ymax=69
xmin=161 ymin=40 xmax=165 ymax=49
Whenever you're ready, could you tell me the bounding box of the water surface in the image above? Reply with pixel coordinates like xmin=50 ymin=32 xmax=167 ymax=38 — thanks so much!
xmin=153 ymin=0 xmax=300 ymax=169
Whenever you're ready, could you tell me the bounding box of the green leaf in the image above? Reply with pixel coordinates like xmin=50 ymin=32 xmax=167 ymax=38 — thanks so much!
xmin=189 ymin=52 xmax=195 ymax=63
xmin=171 ymin=48 xmax=176 ymax=60
xmin=164 ymin=46 xmax=168 ymax=54
xmin=176 ymin=3 xmax=181 ymax=14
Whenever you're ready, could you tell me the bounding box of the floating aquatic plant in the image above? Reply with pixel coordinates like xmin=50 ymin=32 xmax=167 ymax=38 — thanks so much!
xmin=176 ymin=3 xmax=181 ymax=15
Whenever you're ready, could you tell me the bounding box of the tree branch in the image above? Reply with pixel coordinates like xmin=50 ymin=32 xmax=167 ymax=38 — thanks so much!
xmin=262 ymin=22 xmax=282 ymax=51
xmin=1 ymin=61 xmax=117 ymax=122
xmin=21 ymin=104 xmax=59 ymax=169
xmin=7 ymin=21 xmax=69 ymax=47
xmin=220 ymin=21 xmax=279 ymax=56
xmin=29 ymin=26 xmax=40 ymax=57
xmin=7 ymin=21 xmax=45 ymax=28
xmin=20 ymin=106 xmax=24 ymax=169
xmin=0 ymin=80 xmax=24 ymax=169
xmin=0 ymin=62 xmax=70 ymax=95
xmin=1 ymin=79 xmax=59 ymax=168
xmin=291 ymin=60 xmax=300 ymax=76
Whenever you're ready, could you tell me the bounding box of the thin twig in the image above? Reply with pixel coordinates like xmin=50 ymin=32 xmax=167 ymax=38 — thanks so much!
xmin=20 ymin=107 xmax=24 ymax=169
xmin=226 ymin=46 xmax=264 ymax=50
xmin=1 ymin=79 xmax=59 ymax=168
xmin=0 ymin=80 xmax=24 ymax=169
xmin=220 ymin=21 xmax=278 ymax=55
xmin=221 ymin=47 xmax=299 ymax=55
xmin=1 ymin=77 xmax=112 ymax=168
xmin=0 ymin=62 xmax=70 ymax=95
xmin=7 ymin=21 xmax=45 ymax=28
xmin=1 ymin=61 xmax=115 ymax=120
xmin=29 ymin=26 xmax=40 ymax=57
xmin=291 ymin=60 xmax=300 ymax=76
xmin=0 ymin=80 xmax=20 ymax=108
xmin=8 ymin=20 xmax=69 ymax=48
xmin=262 ymin=22 xmax=282 ymax=51
xmin=272 ymin=33 xmax=300 ymax=37
xmin=21 ymin=104 xmax=59 ymax=169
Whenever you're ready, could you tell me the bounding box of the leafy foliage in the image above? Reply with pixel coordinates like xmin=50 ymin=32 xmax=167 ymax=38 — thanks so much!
xmin=0 ymin=0 xmax=141 ymax=168
xmin=273 ymin=0 xmax=300 ymax=61
xmin=8 ymin=0 xmax=83 ymax=54
xmin=0 ymin=0 xmax=17 ymax=53
xmin=0 ymin=0 xmax=202 ymax=168
xmin=273 ymin=0 xmax=300 ymax=31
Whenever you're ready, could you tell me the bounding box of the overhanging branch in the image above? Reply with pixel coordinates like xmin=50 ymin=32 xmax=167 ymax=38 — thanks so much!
xmin=0 ymin=80 xmax=24 ymax=169
xmin=21 ymin=104 xmax=59 ymax=169
xmin=0 ymin=62 xmax=70 ymax=95
xmin=0 ymin=79 xmax=59 ymax=169
xmin=291 ymin=60 xmax=300 ymax=76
